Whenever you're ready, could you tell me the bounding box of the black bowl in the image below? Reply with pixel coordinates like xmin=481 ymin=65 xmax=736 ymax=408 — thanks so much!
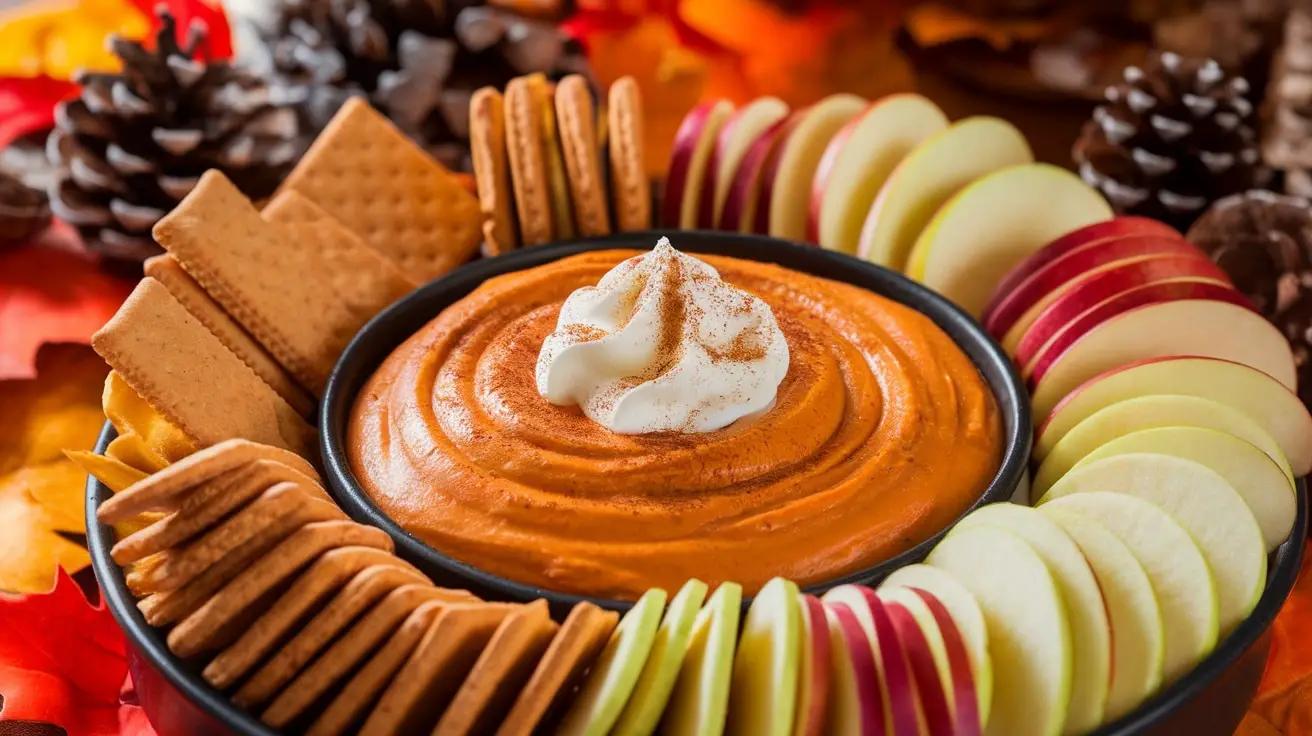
xmin=319 ymin=231 xmax=1032 ymax=616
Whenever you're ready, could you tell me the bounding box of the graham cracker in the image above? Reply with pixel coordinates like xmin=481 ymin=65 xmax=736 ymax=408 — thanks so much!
xmin=233 ymin=564 xmax=431 ymax=709
xmin=92 ymin=279 xmax=316 ymax=459
xmin=470 ymin=87 xmax=518 ymax=256
xmin=607 ymin=76 xmax=650 ymax=232
xmin=144 ymin=254 xmax=315 ymax=417
xmin=153 ymin=171 xmax=413 ymax=395
xmin=556 ymin=75 xmax=610 ymax=238
xmin=277 ymin=98 xmax=483 ymax=281
xmin=495 ymin=602 xmax=619 ymax=736
xmin=433 ymin=599 xmax=559 ymax=736
xmin=504 ymin=75 xmax=553 ymax=246
xmin=357 ymin=604 xmax=519 ymax=736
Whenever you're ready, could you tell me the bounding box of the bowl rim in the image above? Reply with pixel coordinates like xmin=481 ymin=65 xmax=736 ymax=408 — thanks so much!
xmin=319 ymin=230 xmax=1032 ymax=612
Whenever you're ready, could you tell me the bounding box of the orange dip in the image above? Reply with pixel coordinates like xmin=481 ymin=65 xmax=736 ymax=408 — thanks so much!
xmin=348 ymin=250 xmax=1002 ymax=600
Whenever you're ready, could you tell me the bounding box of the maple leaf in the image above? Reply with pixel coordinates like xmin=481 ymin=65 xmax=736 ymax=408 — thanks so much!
xmin=0 ymin=76 xmax=77 ymax=152
xmin=124 ymin=0 xmax=232 ymax=61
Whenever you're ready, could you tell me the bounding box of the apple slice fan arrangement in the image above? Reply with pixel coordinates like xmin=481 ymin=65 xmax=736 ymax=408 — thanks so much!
xmin=39 ymin=1 xmax=1312 ymax=733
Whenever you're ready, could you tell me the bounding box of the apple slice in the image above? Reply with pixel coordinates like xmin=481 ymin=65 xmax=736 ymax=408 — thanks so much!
xmin=1034 ymin=356 xmax=1312 ymax=475
xmin=557 ymin=587 xmax=668 ymax=735
xmin=878 ymin=587 xmax=982 ymax=736
xmin=699 ymin=97 xmax=790 ymax=230
xmin=720 ymin=116 xmax=793 ymax=233
xmin=1002 ymin=253 xmax=1230 ymax=355
xmin=1030 ymin=299 xmax=1297 ymax=420
xmin=880 ymin=564 xmax=992 ymax=727
xmin=1074 ymin=427 xmax=1295 ymax=552
xmin=1039 ymin=492 xmax=1217 ymax=683
xmin=857 ymin=116 xmax=1033 ymax=271
xmin=984 ymin=233 xmax=1199 ymax=339
xmin=821 ymin=585 xmax=919 ymax=736
xmin=1039 ymin=507 xmax=1164 ymax=721
xmin=728 ymin=578 xmax=801 ymax=736
xmin=614 ymin=580 xmax=709 ymax=736
xmin=663 ymin=583 xmax=743 ymax=736
xmin=982 ymin=216 xmax=1183 ymax=323
xmin=822 ymin=602 xmax=886 ymax=735
xmin=908 ymin=163 xmax=1113 ymax=317
xmin=791 ymin=595 xmax=831 ymax=736
xmin=954 ymin=504 xmax=1110 ymax=734
xmin=755 ymin=94 xmax=866 ymax=241
xmin=663 ymin=100 xmax=735 ymax=228
xmin=925 ymin=525 xmax=1071 ymax=736
xmin=1033 ymin=394 xmax=1295 ymax=497
xmin=1038 ymin=454 xmax=1266 ymax=635
xmin=809 ymin=94 xmax=949 ymax=253
xmin=882 ymin=595 xmax=957 ymax=736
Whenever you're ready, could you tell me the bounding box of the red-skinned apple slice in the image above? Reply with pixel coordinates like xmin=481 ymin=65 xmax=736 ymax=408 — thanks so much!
xmin=698 ymin=97 xmax=789 ymax=230
xmin=883 ymin=596 xmax=956 ymax=736
xmin=822 ymin=585 xmax=919 ymax=736
xmin=1024 ymin=281 xmax=1254 ymax=381
xmin=1001 ymin=253 xmax=1231 ymax=354
xmin=984 ymin=234 xmax=1202 ymax=339
xmin=808 ymin=94 xmax=949 ymax=252
xmin=823 ymin=602 xmax=887 ymax=736
xmin=792 ymin=594 xmax=831 ymax=736
xmin=982 ymin=216 xmax=1181 ymax=321
xmin=751 ymin=110 xmax=807 ymax=235
xmin=720 ymin=116 xmax=793 ymax=233
xmin=663 ymin=100 xmax=734 ymax=228
xmin=897 ymin=588 xmax=983 ymax=736
xmin=1030 ymin=298 xmax=1298 ymax=419
xmin=755 ymin=94 xmax=866 ymax=241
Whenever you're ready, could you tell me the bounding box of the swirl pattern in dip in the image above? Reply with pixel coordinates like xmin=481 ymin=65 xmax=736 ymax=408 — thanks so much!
xmin=348 ymin=249 xmax=1003 ymax=600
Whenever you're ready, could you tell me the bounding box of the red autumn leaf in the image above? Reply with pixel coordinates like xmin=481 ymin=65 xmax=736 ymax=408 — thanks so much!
xmin=125 ymin=0 xmax=232 ymax=61
xmin=0 ymin=242 xmax=133 ymax=381
xmin=0 ymin=76 xmax=77 ymax=152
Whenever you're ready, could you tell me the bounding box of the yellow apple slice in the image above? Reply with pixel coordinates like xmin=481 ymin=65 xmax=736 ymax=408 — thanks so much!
xmin=1029 ymin=299 xmax=1298 ymax=420
xmin=791 ymin=594 xmax=831 ymax=736
xmin=557 ymin=588 xmax=667 ymax=736
xmin=878 ymin=586 xmax=982 ymax=736
xmin=758 ymin=93 xmax=865 ymax=242
xmin=663 ymin=100 xmax=735 ymax=228
xmin=727 ymin=578 xmax=801 ymax=736
xmin=1038 ymin=454 xmax=1265 ymax=636
xmin=662 ymin=583 xmax=742 ymax=736
xmin=1033 ymin=394 xmax=1294 ymax=496
xmin=1040 ymin=492 xmax=1217 ymax=683
xmin=700 ymin=97 xmax=790 ymax=229
xmin=1074 ymin=427 xmax=1295 ymax=552
xmin=909 ymin=163 xmax=1112 ymax=316
xmin=857 ymin=117 xmax=1033 ymax=272
xmin=1040 ymin=507 xmax=1164 ymax=721
xmin=925 ymin=525 xmax=1071 ymax=736
xmin=880 ymin=564 xmax=992 ymax=726
xmin=809 ymin=94 xmax=949 ymax=253
xmin=1034 ymin=357 xmax=1312 ymax=475
xmin=614 ymin=579 xmax=708 ymax=736
xmin=954 ymin=504 xmax=1110 ymax=734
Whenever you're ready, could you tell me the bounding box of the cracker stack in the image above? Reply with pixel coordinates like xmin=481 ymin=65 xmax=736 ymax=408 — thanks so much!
xmin=98 ymin=439 xmax=619 ymax=735
xmin=470 ymin=74 xmax=650 ymax=255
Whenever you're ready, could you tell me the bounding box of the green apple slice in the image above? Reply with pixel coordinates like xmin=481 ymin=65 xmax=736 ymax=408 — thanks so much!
xmin=1040 ymin=507 xmax=1164 ymax=722
xmin=880 ymin=564 xmax=992 ymax=725
xmin=661 ymin=583 xmax=742 ymax=736
xmin=727 ymin=578 xmax=801 ymax=736
xmin=926 ymin=525 xmax=1071 ymax=736
xmin=1075 ymin=426 xmax=1294 ymax=551
xmin=1040 ymin=492 xmax=1217 ymax=683
xmin=557 ymin=588 xmax=667 ymax=736
xmin=1033 ymin=393 xmax=1294 ymax=496
xmin=1038 ymin=453 xmax=1265 ymax=634
xmin=791 ymin=594 xmax=831 ymax=736
xmin=613 ymin=580 xmax=708 ymax=736
xmin=878 ymin=586 xmax=982 ymax=736
xmin=954 ymin=504 xmax=1110 ymax=733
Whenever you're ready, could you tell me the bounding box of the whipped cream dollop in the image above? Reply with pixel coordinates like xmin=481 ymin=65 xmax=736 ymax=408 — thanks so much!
xmin=535 ymin=238 xmax=790 ymax=434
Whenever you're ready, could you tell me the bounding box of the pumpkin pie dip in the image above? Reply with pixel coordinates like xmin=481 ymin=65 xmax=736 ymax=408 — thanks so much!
xmin=348 ymin=239 xmax=1002 ymax=600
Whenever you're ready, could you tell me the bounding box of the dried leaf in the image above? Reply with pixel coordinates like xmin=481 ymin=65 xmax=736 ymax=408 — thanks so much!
xmin=64 ymin=451 xmax=146 ymax=494
xmin=101 ymin=371 xmax=195 ymax=472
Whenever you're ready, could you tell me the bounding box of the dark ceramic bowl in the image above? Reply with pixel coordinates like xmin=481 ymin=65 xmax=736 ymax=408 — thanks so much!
xmin=319 ymin=231 xmax=1031 ymax=615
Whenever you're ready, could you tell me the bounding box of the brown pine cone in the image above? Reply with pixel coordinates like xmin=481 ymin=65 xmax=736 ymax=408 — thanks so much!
xmin=0 ymin=171 xmax=52 ymax=249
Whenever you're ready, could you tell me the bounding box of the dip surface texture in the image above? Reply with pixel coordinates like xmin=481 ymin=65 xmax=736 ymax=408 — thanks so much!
xmin=348 ymin=249 xmax=1003 ymax=600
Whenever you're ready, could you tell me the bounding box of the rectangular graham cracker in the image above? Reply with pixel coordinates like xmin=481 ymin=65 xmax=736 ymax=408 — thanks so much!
xmin=92 ymin=279 xmax=316 ymax=460
xmin=144 ymin=254 xmax=315 ymax=417
xmin=277 ymin=98 xmax=484 ymax=282
xmin=152 ymin=171 xmax=414 ymax=395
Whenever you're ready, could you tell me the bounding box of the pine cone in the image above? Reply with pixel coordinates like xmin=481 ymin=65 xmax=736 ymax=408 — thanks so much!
xmin=264 ymin=0 xmax=592 ymax=171
xmin=47 ymin=9 xmax=304 ymax=267
xmin=0 ymin=170 xmax=51 ymax=249
xmin=1073 ymin=52 xmax=1264 ymax=232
